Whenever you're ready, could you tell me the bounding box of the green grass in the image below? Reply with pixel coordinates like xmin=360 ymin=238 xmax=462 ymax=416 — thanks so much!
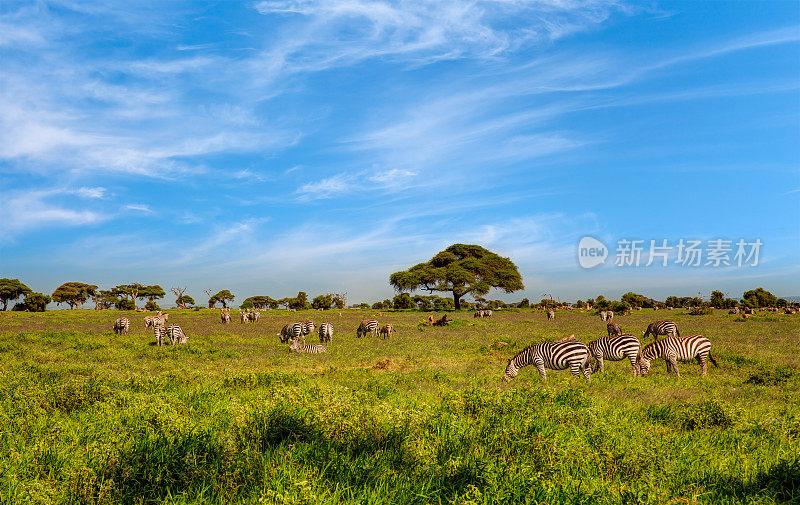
xmin=0 ymin=308 xmax=798 ymax=504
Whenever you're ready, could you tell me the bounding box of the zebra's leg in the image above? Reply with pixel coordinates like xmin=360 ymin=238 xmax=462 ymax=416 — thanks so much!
xmin=598 ymin=355 xmax=605 ymax=373
xmin=669 ymin=357 xmax=680 ymax=377
xmin=536 ymin=364 xmax=547 ymax=381
xmin=629 ymin=355 xmax=638 ymax=377
xmin=698 ymin=355 xmax=707 ymax=376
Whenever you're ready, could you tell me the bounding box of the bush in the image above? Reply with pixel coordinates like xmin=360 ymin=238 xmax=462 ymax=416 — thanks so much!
xmin=745 ymin=366 xmax=798 ymax=386
xmin=144 ymin=300 xmax=161 ymax=311
xmin=240 ymin=300 xmax=254 ymax=310
xmin=688 ymin=305 xmax=713 ymax=315
xmin=116 ymin=299 xmax=135 ymax=310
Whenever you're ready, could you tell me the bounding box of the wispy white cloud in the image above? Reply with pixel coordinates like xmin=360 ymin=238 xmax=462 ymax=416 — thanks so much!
xmin=74 ymin=186 xmax=107 ymax=199
xmin=123 ymin=203 xmax=152 ymax=213
xmin=296 ymin=172 xmax=360 ymax=200
xmin=0 ymin=189 xmax=109 ymax=240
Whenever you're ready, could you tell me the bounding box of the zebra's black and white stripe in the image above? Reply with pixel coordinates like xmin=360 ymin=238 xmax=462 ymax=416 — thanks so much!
xmin=154 ymin=322 xmax=167 ymax=346
xmin=643 ymin=320 xmax=680 ymax=342
xmin=502 ymin=337 xmax=592 ymax=382
xmin=357 ymin=319 xmax=379 ymax=338
xmin=302 ymin=320 xmax=315 ymax=336
xmin=638 ymin=335 xmax=718 ymax=377
xmin=113 ymin=317 xmax=130 ymax=335
xmin=319 ymin=322 xmax=333 ymax=343
xmin=474 ymin=309 xmax=492 ymax=318
xmin=587 ymin=334 xmax=641 ymax=376
xmin=547 ymin=310 xmax=555 ymax=320
xmin=606 ymin=322 xmax=622 ymax=337
xmin=167 ymin=323 xmax=187 ymax=345
xmin=279 ymin=322 xmax=304 ymax=344
xmin=221 ymin=310 xmax=231 ymax=323
xmin=379 ymin=323 xmax=395 ymax=339
xmin=289 ymin=339 xmax=327 ymax=353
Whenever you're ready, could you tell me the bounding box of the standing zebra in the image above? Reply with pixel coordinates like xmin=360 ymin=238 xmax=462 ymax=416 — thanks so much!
xmin=547 ymin=310 xmax=555 ymax=321
xmin=606 ymin=322 xmax=622 ymax=337
xmin=587 ymin=334 xmax=641 ymax=376
xmin=302 ymin=320 xmax=316 ymax=337
xmin=643 ymin=320 xmax=680 ymax=342
xmin=113 ymin=317 xmax=130 ymax=335
xmin=144 ymin=315 xmax=155 ymax=328
xmin=221 ymin=310 xmax=231 ymax=323
xmin=279 ymin=322 xmax=304 ymax=344
xmin=289 ymin=339 xmax=327 ymax=353
xmin=357 ymin=319 xmax=379 ymax=338
xmin=638 ymin=335 xmax=718 ymax=377
xmin=319 ymin=322 xmax=334 ymax=343
xmin=247 ymin=311 xmax=260 ymax=322
xmin=240 ymin=311 xmax=249 ymax=324
xmin=600 ymin=311 xmax=608 ymax=321
xmin=153 ymin=322 xmax=167 ymax=346
xmin=502 ymin=336 xmax=592 ymax=382
xmin=379 ymin=323 xmax=395 ymax=339
xmin=474 ymin=310 xmax=484 ymax=318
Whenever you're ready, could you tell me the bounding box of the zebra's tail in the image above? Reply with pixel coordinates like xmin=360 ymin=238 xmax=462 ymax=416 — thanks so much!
xmin=708 ymin=353 xmax=719 ymax=367
xmin=676 ymin=328 xmax=681 ymax=337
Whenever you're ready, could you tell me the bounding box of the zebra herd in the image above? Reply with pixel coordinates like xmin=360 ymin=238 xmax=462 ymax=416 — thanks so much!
xmin=139 ymin=313 xmax=188 ymax=346
xmin=503 ymin=319 xmax=718 ymax=381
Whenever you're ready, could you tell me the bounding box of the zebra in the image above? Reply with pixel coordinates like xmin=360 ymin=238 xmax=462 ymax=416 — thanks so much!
xmin=547 ymin=310 xmax=555 ymax=321
xmin=113 ymin=317 xmax=130 ymax=335
xmin=144 ymin=315 xmax=155 ymax=328
xmin=221 ymin=310 xmax=231 ymax=323
xmin=642 ymin=320 xmax=680 ymax=342
xmin=357 ymin=319 xmax=379 ymax=338
xmin=302 ymin=320 xmax=316 ymax=337
xmin=153 ymin=322 xmax=167 ymax=346
xmin=502 ymin=336 xmax=592 ymax=382
xmin=379 ymin=323 xmax=395 ymax=339
xmin=638 ymin=335 xmax=718 ymax=377
xmin=600 ymin=311 xmax=608 ymax=321
xmin=319 ymin=322 xmax=333 ymax=343
xmin=240 ymin=311 xmax=249 ymax=324
xmin=606 ymin=322 xmax=622 ymax=337
xmin=279 ymin=322 xmax=304 ymax=344
xmin=587 ymin=334 xmax=641 ymax=376
xmin=167 ymin=323 xmax=187 ymax=345
xmin=289 ymin=339 xmax=327 ymax=353
xmin=248 ymin=311 xmax=260 ymax=322
xmin=474 ymin=310 xmax=484 ymax=318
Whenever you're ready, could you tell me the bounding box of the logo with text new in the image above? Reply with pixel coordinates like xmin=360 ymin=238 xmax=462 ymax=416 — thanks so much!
xmin=578 ymin=237 xmax=608 ymax=269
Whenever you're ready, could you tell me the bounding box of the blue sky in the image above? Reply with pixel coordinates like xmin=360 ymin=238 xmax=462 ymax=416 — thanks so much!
xmin=1 ymin=0 xmax=798 ymax=307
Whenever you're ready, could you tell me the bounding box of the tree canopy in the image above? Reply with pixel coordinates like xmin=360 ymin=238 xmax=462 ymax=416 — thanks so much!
xmin=0 ymin=278 xmax=32 ymax=310
xmin=389 ymin=244 xmax=524 ymax=309
xmin=742 ymin=287 xmax=778 ymax=308
xmin=211 ymin=290 xmax=235 ymax=309
xmin=12 ymin=292 xmax=50 ymax=312
xmin=243 ymin=296 xmax=277 ymax=309
xmin=52 ymin=282 xmax=97 ymax=309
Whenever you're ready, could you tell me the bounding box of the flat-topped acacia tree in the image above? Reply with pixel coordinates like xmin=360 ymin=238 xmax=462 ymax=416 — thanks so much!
xmin=389 ymin=244 xmax=524 ymax=310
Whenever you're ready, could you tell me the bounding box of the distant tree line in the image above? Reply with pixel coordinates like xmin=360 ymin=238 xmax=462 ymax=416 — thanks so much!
xmin=0 ymin=276 xmax=794 ymax=313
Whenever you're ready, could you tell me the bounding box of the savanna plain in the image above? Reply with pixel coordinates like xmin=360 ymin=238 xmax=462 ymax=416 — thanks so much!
xmin=1 ymin=308 xmax=798 ymax=504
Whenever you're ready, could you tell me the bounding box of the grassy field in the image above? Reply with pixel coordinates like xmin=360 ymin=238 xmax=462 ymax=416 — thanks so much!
xmin=0 ymin=307 xmax=798 ymax=504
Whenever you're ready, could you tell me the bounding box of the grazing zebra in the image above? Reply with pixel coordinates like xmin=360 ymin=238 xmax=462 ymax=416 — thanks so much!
xmin=221 ymin=310 xmax=231 ymax=323
xmin=474 ymin=310 xmax=483 ymax=318
xmin=587 ymin=334 xmax=641 ymax=376
xmin=547 ymin=310 xmax=555 ymax=321
xmin=249 ymin=311 xmax=260 ymax=322
xmin=502 ymin=336 xmax=592 ymax=382
xmin=319 ymin=322 xmax=333 ymax=343
xmin=153 ymin=322 xmax=167 ymax=346
xmin=158 ymin=312 xmax=169 ymax=322
xmin=278 ymin=322 xmax=304 ymax=344
xmin=638 ymin=335 xmax=718 ymax=377
xmin=600 ymin=311 xmax=608 ymax=321
xmin=474 ymin=309 xmax=492 ymax=318
xmin=144 ymin=315 xmax=155 ymax=328
xmin=113 ymin=317 xmax=130 ymax=335
xmin=357 ymin=319 xmax=379 ymax=338
xmin=166 ymin=323 xmax=187 ymax=345
xmin=240 ymin=311 xmax=249 ymax=324
xmin=379 ymin=323 xmax=395 ymax=339
xmin=289 ymin=339 xmax=327 ymax=353
xmin=643 ymin=320 xmax=680 ymax=342
xmin=302 ymin=320 xmax=316 ymax=337
xmin=606 ymin=322 xmax=622 ymax=337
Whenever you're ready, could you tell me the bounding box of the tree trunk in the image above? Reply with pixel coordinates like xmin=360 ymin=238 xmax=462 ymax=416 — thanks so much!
xmin=453 ymin=293 xmax=461 ymax=310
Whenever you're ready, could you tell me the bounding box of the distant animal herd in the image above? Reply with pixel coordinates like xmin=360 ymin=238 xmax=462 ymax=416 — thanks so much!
xmin=106 ymin=305 xmax=798 ymax=381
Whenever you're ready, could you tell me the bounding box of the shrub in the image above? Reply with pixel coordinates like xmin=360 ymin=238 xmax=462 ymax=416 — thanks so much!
xmin=144 ymin=300 xmax=161 ymax=311
xmin=646 ymin=400 xmax=737 ymax=430
xmin=116 ymin=299 xmax=135 ymax=310
xmin=745 ymin=366 xmax=798 ymax=386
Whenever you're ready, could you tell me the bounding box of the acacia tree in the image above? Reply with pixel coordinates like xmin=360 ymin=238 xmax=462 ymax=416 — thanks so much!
xmin=171 ymin=287 xmax=194 ymax=308
xmin=389 ymin=244 xmax=524 ymax=310
xmin=137 ymin=285 xmax=166 ymax=306
xmin=111 ymin=284 xmax=142 ymax=308
xmin=212 ymin=290 xmax=235 ymax=309
xmin=52 ymin=282 xmax=98 ymax=309
xmin=0 ymin=278 xmax=32 ymax=310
